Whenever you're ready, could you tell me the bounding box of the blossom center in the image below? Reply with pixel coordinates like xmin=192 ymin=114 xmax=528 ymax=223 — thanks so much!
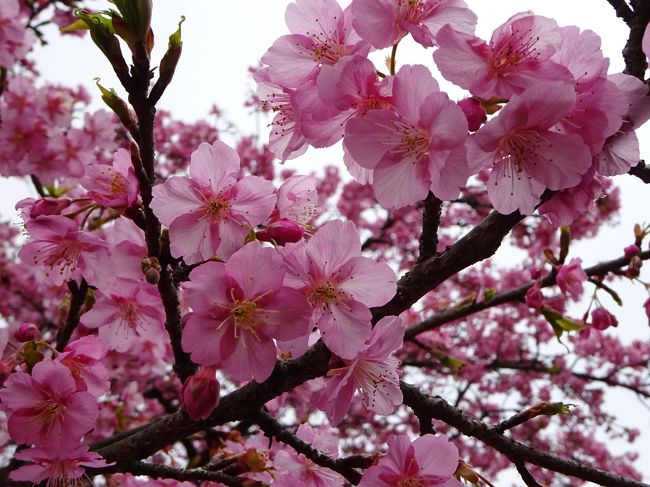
xmin=205 ymin=196 xmax=230 ymax=220
xmin=396 ymin=478 xmax=425 ymax=487
xmin=35 ymin=399 xmax=65 ymax=434
xmin=389 ymin=121 xmax=432 ymax=163
xmin=396 ymin=0 xmax=438 ymax=25
xmin=310 ymin=282 xmax=341 ymax=307
xmin=498 ymin=128 xmax=541 ymax=169
xmin=490 ymin=32 xmax=540 ymax=75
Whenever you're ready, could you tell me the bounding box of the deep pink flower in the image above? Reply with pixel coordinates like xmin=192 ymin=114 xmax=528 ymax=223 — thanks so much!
xmin=359 ymin=434 xmax=461 ymax=487
xmin=18 ymin=215 xmax=109 ymax=286
xmin=257 ymin=219 xmax=306 ymax=246
xmin=556 ymin=258 xmax=587 ymax=301
xmin=14 ymin=322 xmax=39 ymax=342
xmin=261 ymin=0 xmax=370 ymax=89
xmin=0 ymin=0 xmax=34 ymax=68
xmin=182 ymin=366 xmax=220 ymax=420
xmin=319 ymin=316 xmax=404 ymax=425
xmin=434 ymin=14 xmax=571 ymax=99
xmin=81 ymin=280 xmax=165 ymax=352
xmin=457 ymin=97 xmax=486 ymax=132
xmin=470 ymin=81 xmax=592 ymax=214
xmin=538 ymin=170 xmax=605 ymax=227
xmin=281 ymin=220 xmax=396 ymax=359
xmin=150 ymin=141 xmax=276 ymax=264
xmin=591 ymin=308 xmax=618 ymax=331
xmin=56 ymin=335 xmax=110 ymax=396
xmin=181 ymin=241 xmax=312 ymax=382
xmin=351 ymin=0 xmax=476 ymax=49
xmin=10 ymin=446 xmax=111 ymax=485
xmin=81 ymin=148 xmax=140 ymax=209
xmin=274 ymin=423 xmax=345 ymax=486
xmin=344 ymin=64 xmax=469 ymax=208
xmin=525 ymin=282 xmax=544 ymax=309
xmin=0 ymin=360 xmax=98 ymax=449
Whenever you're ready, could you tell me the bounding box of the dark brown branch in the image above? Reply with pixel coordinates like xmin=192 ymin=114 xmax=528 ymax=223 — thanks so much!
xmin=254 ymin=410 xmax=369 ymax=485
xmin=630 ymin=160 xmax=650 ymax=184
xmin=622 ymin=1 xmax=650 ymax=79
xmin=373 ymin=208 xmax=526 ymax=320
xmin=122 ymin=461 xmax=259 ymax=487
xmin=606 ymin=0 xmax=635 ymax=25
xmin=515 ymin=462 xmax=545 ymax=487
xmin=30 ymin=175 xmax=46 ymax=198
xmin=417 ymin=192 xmax=443 ymax=261
xmin=95 ymin=342 xmax=332 ymax=464
xmin=405 ymin=249 xmax=650 ymax=340
xmin=56 ymin=279 xmax=89 ymax=351
xmin=401 ymin=383 xmax=650 ymax=487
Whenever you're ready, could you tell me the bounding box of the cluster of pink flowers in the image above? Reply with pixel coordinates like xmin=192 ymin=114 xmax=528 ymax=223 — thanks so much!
xmin=256 ymin=0 xmax=650 ymax=220
xmin=0 ymin=0 xmax=34 ymax=68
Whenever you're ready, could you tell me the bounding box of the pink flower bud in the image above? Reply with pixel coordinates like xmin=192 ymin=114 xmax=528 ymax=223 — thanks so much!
xmin=590 ymin=308 xmax=618 ymax=331
xmin=525 ymin=282 xmax=544 ymax=309
xmin=257 ymin=218 xmax=305 ymax=245
xmin=182 ymin=366 xmax=220 ymax=420
xmin=14 ymin=322 xmax=39 ymax=342
xmin=644 ymin=298 xmax=650 ymax=326
xmin=624 ymin=244 xmax=640 ymax=258
xmin=457 ymin=97 xmax=487 ymax=132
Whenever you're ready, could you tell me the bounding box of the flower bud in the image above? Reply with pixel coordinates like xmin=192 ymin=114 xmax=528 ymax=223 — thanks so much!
xmin=14 ymin=322 xmax=39 ymax=342
xmin=525 ymin=282 xmax=543 ymax=309
xmin=624 ymin=244 xmax=640 ymax=258
xmin=182 ymin=366 xmax=220 ymax=420
xmin=591 ymin=308 xmax=618 ymax=331
xmin=257 ymin=218 xmax=305 ymax=245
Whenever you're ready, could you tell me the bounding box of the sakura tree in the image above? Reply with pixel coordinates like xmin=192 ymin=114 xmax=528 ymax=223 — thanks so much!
xmin=1 ymin=0 xmax=650 ymax=486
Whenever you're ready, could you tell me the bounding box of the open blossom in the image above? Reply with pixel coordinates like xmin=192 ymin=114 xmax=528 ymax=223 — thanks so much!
xmin=81 ymin=280 xmax=165 ymax=352
xmin=81 ymin=148 xmax=140 ymax=209
xmin=556 ymin=258 xmax=587 ymax=301
xmin=281 ymin=220 xmax=396 ymax=359
xmin=10 ymin=446 xmax=111 ymax=485
xmin=274 ymin=423 xmax=345 ymax=486
xmin=181 ymin=242 xmax=312 ymax=382
xmin=319 ymin=316 xmax=404 ymax=425
xmin=301 ymin=55 xmax=393 ymax=148
xmin=359 ymin=434 xmax=462 ymax=487
xmin=434 ymin=13 xmax=571 ymax=99
xmin=344 ymin=64 xmax=469 ymax=208
xmin=0 ymin=360 xmax=98 ymax=449
xmin=255 ymin=69 xmax=310 ymax=162
xmin=261 ymin=0 xmax=370 ymax=89
xmin=351 ymin=0 xmax=476 ymax=49
xmin=56 ymin=335 xmax=110 ymax=396
xmin=150 ymin=141 xmax=276 ymax=264
xmin=18 ymin=215 xmax=109 ymax=286
xmin=470 ymin=81 xmax=592 ymax=214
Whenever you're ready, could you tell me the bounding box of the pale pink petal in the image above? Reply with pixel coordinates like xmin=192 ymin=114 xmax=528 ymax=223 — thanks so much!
xmin=307 ymin=220 xmax=361 ymax=277
xmin=189 ymin=141 xmax=239 ymax=193
xmin=318 ymin=300 xmax=371 ymax=359
xmin=373 ymin=156 xmax=430 ymax=209
xmin=337 ymin=257 xmax=396 ymax=307
xmin=150 ymin=177 xmax=202 ymax=226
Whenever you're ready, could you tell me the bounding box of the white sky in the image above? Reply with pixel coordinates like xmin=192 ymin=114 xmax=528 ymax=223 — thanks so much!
xmin=0 ymin=0 xmax=649 ymax=484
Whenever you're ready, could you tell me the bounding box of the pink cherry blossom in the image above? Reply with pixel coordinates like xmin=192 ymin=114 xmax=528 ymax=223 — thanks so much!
xmin=556 ymin=258 xmax=587 ymax=301
xmin=0 ymin=360 xmax=98 ymax=449
xmin=261 ymin=0 xmax=370 ymax=89
xmin=470 ymin=81 xmax=592 ymax=214
xmin=525 ymin=282 xmax=544 ymax=309
xmin=10 ymin=445 xmax=111 ymax=485
xmin=56 ymin=335 xmax=110 ymax=396
xmin=319 ymin=316 xmax=404 ymax=425
xmin=255 ymin=69 xmax=310 ymax=162
xmin=0 ymin=0 xmax=35 ymax=68
xmin=301 ymin=55 xmax=393 ymax=148
xmin=434 ymin=14 xmax=571 ymax=99
xmin=181 ymin=241 xmax=312 ymax=382
xmin=281 ymin=220 xmax=396 ymax=359
xmin=643 ymin=23 xmax=650 ymax=62
xmin=457 ymin=97 xmax=486 ymax=132
xmin=150 ymin=140 xmax=276 ymax=264
xmin=273 ymin=423 xmax=345 ymax=486
xmin=344 ymin=64 xmax=469 ymax=208
xmin=359 ymin=434 xmax=462 ymax=487
xmin=81 ymin=148 xmax=140 ymax=209
xmin=182 ymin=366 xmax=220 ymax=420
xmin=18 ymin=215 xmax=109 ymax=286
xmin=538 ymin=171 xmax=605 ymax=227
xmin=351 ymin=0 xmax=477 ymax=49
xmin=81 ymin=280 xmax=166 ymax=352
xmin=644 ymin=298 xmax=650 ymax=326
xmin=591 ymin=308 xmax=618 ymax=331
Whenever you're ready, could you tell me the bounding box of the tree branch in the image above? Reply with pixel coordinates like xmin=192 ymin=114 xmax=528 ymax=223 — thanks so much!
xmin=55 ymin=279 xmax=89 ymax=351
xmin=630 ymin=160 xmax=650 ymax=184
xmin=401 ymin=382 xmax=650 ymax=487
xmin=606 ymin=0 xmax=635 ymax=26
xmin=121 ymin=461 xmax=259 ymax=487
xmin=405 ymin=249 xmax=650 ymax=340
xmin=417 ymin=192 xmax=443 ymax=262
xmin=254 ymin=410 xmax=369 ymax=485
